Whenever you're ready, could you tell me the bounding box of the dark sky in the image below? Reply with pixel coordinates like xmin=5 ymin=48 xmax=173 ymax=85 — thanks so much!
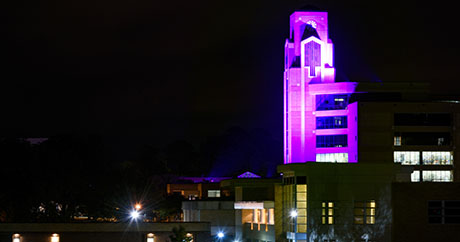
xmin=2 ymin=0 xmax=460 ymax=148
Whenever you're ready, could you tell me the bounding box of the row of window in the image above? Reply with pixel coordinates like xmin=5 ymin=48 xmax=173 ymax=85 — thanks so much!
xmin=316 ymin=116 xmax=347 ymax=129
xmin=428 ymin=200 xmax=460 ymax=224
xmin=319 ymin=200 xmax=376 ymax=225
xmin=394 ymin=113 xmax=451 ymax=126
xmin=394 ymin=151 xmax=453 ymax=165
xmin=316 ymin=153 xmax=348 ymax=163
xmin=394 ymin=132 xmax=451 ymax=146
xmin=411 ymin=170 xmax=453 ymax=182
xmin=316 ymin=135 xmax=347 ymax=148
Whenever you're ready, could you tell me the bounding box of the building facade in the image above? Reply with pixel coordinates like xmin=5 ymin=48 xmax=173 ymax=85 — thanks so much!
xmin=280 ymin=8 xmax=460 ymax=242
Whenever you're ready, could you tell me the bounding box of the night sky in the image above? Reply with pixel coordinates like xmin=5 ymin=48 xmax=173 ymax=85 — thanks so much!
xmin=2 ymin=0 xmax=460 ymax=153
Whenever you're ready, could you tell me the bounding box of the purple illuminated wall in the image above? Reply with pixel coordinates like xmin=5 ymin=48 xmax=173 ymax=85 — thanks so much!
xmin=284 ymin=11 xmax=358 ymax=164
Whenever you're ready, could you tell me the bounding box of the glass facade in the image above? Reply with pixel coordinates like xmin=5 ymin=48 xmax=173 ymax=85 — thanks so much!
xmin=316 ymin=135 xmax=347 ymax=148
xmin=316 ymin=94 xmax=350 ymax=111
xmin=394 ymin=132 xmax=451 ymax=146
xmin=316 ymin=116 xmax=347 ymax=129
xmin=411 ymin=170 xmax=453 ymax=182
xmin=395 ymin=151 xmax=453 ymax=165
xmin=316 ymin=153 xmax=348 ymax=163
xmin=394 ymin=151 xmax=420 ymax=165
xmin=422 ymin=151 xmax=453 ymax=165
xmin=423 ymin=171 xmax=453 ymax=182
xmin=296 ymin=184 xmax=307 ymax=233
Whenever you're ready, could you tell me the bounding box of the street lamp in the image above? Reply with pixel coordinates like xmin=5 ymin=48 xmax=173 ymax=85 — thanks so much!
xmin=131 ymin=210 xmax=140 ymax=220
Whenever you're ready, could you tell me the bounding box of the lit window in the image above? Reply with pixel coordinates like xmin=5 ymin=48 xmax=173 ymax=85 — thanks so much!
xmin=394 ymin=151 xmax=419 ymax=165
xmin=422 ymin=151 xmax=453 ymax=165
xmin=394 ymin=136 xmax=401 ymax=146
xmin=322 ymin=202 xmax=335 ymax=224
xmin=411 ymin=170 xmax=420 ymax=182
xmin=12 ymin=234 xmax=21 ymax=242
xmin=296 ymin=184 xmax=307 ymax=233
xmin=147 ymin=233 xmax=155 ymax=242
xmin=354 ymin=200 xmax=376 ymax=224
xmin=207 ymin=190 xmax=221 ymax=198
xmin=51 ymin=234 xmax=59 ymax=242
xmin=428 ymin=201 xmax=460 ymax=224
xmin=316 ymin=153 xmax=348 ymax=163
xmin=422 ymin=170 xmax=453 ymax=182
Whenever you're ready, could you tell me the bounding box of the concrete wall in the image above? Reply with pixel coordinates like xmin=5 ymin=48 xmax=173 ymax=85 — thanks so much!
xmin=392 ymin=182 xmax=460 ymax=241
xmin=0 ymin=223 xmax=211 ymax=242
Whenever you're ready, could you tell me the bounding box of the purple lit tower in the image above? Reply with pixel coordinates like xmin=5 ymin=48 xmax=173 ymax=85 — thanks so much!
xmin=284 ymin=10 xmax=358 ymax=164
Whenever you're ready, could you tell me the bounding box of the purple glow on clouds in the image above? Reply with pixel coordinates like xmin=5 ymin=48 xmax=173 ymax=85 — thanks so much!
xmin=284 ymin=11 xmax=359 ymax=164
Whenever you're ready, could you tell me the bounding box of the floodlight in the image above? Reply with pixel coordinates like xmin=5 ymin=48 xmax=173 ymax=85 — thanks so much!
xmin=131 ymin=210 xmax=140 ymax=219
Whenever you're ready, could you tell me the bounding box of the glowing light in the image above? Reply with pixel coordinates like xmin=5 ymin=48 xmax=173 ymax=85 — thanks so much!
xmin=217 ymin=232 xmax=224 ymax=238
xmin=147 ymin=233 xmax=154 ymax=242
xmin=131 ymin=210 xmax=140 ymax=219
xmin=290 ymin=210 xmax=298 ymax=218
xmin=306 ymin=20 xmax=317 ymax=28
xmin=12 ymin=234 xmax=20 ymax=242
xmin=285 ymin=12 xmax=362 ymax=164
xmin=135 ymin=204 xmax=142 ymax=210
xmin=51 ymin=234 xmax=59 ymax=242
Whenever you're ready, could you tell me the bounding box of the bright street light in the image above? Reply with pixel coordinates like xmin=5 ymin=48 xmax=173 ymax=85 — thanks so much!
xmin=217 ymin=232 xmax=224 ymax=239
xmin=135 ymin=204 xmax=142 ymax=210
xmin=130 ymin=210 xmax=140 ymax=219
xmin=290 ymin=210 xmax=298 ymax=218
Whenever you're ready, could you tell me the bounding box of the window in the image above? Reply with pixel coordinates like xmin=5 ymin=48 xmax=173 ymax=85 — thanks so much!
xmin=316 ymin=135 xmax=347 ymax=148
xmin=393 ymin=132 xmax=451 ymax=146
xmin=422 ymin=170 xmax=453 ymax=182
xmin=354 ymin=200 xmax=376 ymax=224
xmin=207 ymin=190 xmax=221 ymax=198
xmin=316 ymin=116 xmax=347 ymax=129
xmin=394 ymin=151 xmax=419 ymax=165
xmin=394 ymin=136 xmax=401 ymax=146
xmin=411 ymin=170 xmax=420 ymax=182
xmin=316 ymin=153 xmax=348 ymax=163
xmin=422 ymin=151 xmax=453 ymax=165
xmin=316 ymin=94 xmax=350 ymax=111
xmin=394 ymin=113 xmax=451 ymax=126
xmin=12 ymin=234 xmax=21 ymax=242
xmin=296 ymin=184 xmax=307 ymax=233
xmin=305 ymin=41 xmax=321 ymax=77
xmin=411 ymin=170 xmax=453 ymax=182
xmin=322 ymin=202 xmax=334 ymax=224
xmin=147 ymin=233 xmax=155 ymax=242
xmin=428 ymin=201 xmax=460 ymax=224
xmin=51 ymin=234 xmax=59 ymax=242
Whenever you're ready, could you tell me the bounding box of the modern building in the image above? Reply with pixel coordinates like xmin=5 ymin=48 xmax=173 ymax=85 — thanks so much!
xmin=181 ymin=174 xmax=281 ymax=242
xmin=283 ymin=9 xmax=460 ymax=180
xmin=167 ymin=177 xmax=226 ymax=200
xmin=280 ymin=7 xmax=460 ymax=242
